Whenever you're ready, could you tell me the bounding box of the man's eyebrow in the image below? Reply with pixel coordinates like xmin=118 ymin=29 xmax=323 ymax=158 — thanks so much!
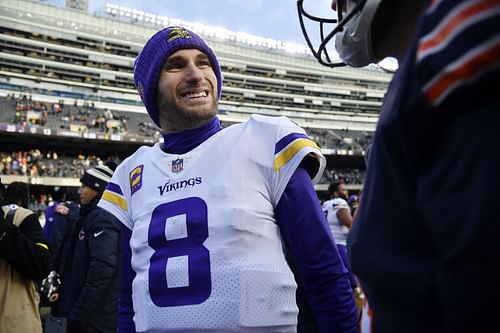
xmin=164 ymin=55 xmax=185 ymax=65
xmin=195 ymin=53 xmax=210 ymax=61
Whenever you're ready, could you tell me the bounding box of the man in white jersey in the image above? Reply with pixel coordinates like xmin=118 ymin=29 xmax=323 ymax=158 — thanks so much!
xmin=322 ymin=182 xmax=363 ymax=326
xmin=322 ymin=182 xmax=352 ymax=246
xmin=98 ymin=26 xmax=357 ymax=333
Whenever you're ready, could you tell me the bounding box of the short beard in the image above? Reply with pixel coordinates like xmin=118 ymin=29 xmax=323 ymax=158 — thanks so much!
xmin=157 ymin=94 xmax=218 ymax=133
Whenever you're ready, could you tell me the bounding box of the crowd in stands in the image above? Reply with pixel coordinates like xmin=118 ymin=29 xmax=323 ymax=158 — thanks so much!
xmin=2 ymin=94 xmax=160 ymax=138
xmin=1 ymin=94 xmax=372 ymax=152
xmin=0 ymin=150 xmax=118 ymax=179
xmin=1 ymin=93 xmax=368 ymax=216
xmin=322 ymin=168 xmax=366 ymax=185
xmin=296 ymin=127 xmax=372 ymax=153
xmin=0 ymin=149 xmax=363 ymax=185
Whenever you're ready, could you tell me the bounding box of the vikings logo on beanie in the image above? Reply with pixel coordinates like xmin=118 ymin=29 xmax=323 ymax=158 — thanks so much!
xmin=134 ymin=26 xmax=223 ymax=128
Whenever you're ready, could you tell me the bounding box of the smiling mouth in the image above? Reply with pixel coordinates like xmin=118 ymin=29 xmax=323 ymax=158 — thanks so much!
xmin=182 ymin=90 xmax=208 ymax=99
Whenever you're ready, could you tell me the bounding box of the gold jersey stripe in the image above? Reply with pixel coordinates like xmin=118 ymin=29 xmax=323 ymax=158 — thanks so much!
xmin=102 ymin=190 xmax=129 ymax=211
xmin=274 ymin=138 xmax=319 ymax=171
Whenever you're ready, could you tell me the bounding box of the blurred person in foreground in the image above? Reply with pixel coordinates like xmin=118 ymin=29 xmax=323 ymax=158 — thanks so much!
xmin=52 ymin=162 xmax=120 ymax=333
xmin=298 ymin=0 xmax=500 ymax=332
xmin=0 ymin=180 xmax=50 ymax=332
xmin=98 ymin=26 xmax=357 ymax=333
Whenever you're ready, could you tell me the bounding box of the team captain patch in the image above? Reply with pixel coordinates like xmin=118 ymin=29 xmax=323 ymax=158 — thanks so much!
xmin=130 ymin=165 xmax=144 ymax=195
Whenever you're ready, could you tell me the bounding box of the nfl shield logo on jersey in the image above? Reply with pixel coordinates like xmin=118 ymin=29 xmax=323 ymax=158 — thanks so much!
xmin=172 ymin=158 xmax=183 ymax=173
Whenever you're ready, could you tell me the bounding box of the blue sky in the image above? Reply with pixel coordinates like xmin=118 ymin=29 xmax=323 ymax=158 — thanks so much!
xmin=48 ymin=0 xmax=332 ymax=45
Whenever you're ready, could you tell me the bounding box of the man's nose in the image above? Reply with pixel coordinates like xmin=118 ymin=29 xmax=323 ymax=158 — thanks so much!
xmin=185 ymin=62 xmax=203 ymax=81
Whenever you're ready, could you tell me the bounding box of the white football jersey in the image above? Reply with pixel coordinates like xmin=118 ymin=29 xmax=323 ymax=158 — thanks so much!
xmin=322 ymin=198 xmax=350 ymax=246
xmin=98 ymin=115 xmax=325 ymax=333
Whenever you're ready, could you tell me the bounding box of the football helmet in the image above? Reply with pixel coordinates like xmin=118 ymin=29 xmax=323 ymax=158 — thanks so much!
xmin=297 ymin=0 xmax=383 ymax=67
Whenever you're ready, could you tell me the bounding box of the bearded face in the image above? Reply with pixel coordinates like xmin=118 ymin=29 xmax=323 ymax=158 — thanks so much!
xmin=156 ymin=49 xmax=219 ymax=133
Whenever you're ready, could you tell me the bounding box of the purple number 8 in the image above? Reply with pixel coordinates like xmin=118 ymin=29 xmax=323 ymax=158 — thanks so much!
xmin=148 ymin=197 xmax=211 ymax=306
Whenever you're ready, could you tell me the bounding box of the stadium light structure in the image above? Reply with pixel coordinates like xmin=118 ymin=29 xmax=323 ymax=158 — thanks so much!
xmin=104 ymin=3 xmax=311 ymax=55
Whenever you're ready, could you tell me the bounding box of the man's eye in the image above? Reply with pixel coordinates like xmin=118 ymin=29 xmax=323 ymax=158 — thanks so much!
xmin=165 ymin=63 xmax=182 ymax=70
xmin=198 ymin=60 xmax=211 ymax=68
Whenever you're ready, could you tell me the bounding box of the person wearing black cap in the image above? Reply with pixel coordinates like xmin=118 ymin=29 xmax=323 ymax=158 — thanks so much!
xmin=51 ymin=162 xmax=120 ymax=333
xmin=98 ymin=26 xmax=357 ymax=333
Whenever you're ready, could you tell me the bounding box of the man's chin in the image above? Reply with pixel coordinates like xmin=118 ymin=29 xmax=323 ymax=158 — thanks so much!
xmin=183 ymin=101 xmax=218 ymax=119
xmin=158 ymin=99 xmax=218 ymax=129
xmin=192 ymin=110 xmax=218 ymax=123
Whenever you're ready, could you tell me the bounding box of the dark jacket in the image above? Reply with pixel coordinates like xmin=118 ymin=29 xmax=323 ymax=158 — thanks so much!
xmin=349 ymin=2 xmax=500 ymax=332
xmin=50 ymin=201 xmax=80 ymax=269
xmin=54 ymin=196 xmax=120 ymax=333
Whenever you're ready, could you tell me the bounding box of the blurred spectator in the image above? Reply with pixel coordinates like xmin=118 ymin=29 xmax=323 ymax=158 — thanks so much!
xmin=42 ymin=187 xmax=80 ymax=315
xmin=0 ymin=180 xmax=50 ymax=333
xmin=49 ymin=187 xmax=80 ymax=258
xmin=51 ymin=162 xmax=120 ymax=332
xmin=322 ymin=182 xmax=364 ymax=324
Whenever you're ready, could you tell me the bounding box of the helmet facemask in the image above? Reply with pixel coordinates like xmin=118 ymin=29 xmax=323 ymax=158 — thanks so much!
xmin=297 ymin=0 xmax=382 ymax=68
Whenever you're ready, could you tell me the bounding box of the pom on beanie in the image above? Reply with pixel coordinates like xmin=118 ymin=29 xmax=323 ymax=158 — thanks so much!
xmin=134 ymin=26 xmax=222 ymax=128
xmin=80 ymin=164 xmax=114 ymax=192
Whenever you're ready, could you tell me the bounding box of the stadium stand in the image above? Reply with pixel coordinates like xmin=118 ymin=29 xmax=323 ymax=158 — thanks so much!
xmin=0 ymin=0 xmax=391 ymax=198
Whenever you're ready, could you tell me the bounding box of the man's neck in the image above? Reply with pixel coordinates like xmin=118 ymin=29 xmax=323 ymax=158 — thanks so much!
xmin=161 ymin=117 xmax=222 ymax=154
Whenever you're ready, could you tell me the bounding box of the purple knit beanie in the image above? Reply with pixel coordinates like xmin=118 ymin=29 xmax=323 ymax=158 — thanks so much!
xmin=134 ymin=26 xmax=223 ymax=127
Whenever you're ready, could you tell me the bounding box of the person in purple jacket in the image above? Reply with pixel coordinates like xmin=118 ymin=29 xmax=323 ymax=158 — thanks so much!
xmin=297 ymin=0 xmax=500 ymax=332
xmin=98 ymin=26 xmax=357 ymax=333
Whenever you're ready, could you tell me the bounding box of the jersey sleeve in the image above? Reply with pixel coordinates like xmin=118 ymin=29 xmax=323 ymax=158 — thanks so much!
xmin=98 ymin=161 xmax=132 ymax=230
xmin=276 ymin=168 xmax=358 ymax=333
xmin=416 ymin=0 xmax=500 ymax=108
xmin=271 ymin=116 xmax=326 ymax=205
xmin=414 ymin=1 xmax=500 ymax=330
xmin=333 ymin=198 xmax=350 ymax=212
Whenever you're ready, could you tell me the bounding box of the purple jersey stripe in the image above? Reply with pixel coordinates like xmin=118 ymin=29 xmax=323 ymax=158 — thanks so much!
xmin=275 ymin=132 xmax=309 ymax=154
xmin=106 ymin=182 xmax=123 ymax=195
